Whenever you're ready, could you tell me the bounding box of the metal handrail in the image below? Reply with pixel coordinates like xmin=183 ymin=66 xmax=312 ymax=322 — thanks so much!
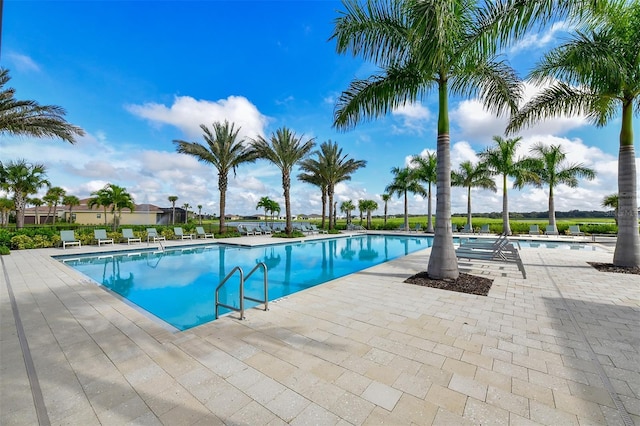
xmin=215 ymin=266 xmax=245 ymax=320
xmin=244 ymin=262 xmax=269 ymax=312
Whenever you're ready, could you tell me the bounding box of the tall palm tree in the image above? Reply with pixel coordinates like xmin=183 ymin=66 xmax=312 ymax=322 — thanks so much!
xmin=168 ymin=195 xmax=178 ymax=225
xmin=62 ymin=194 xmax=80 ymax=223
xmin=197 ymin=204 xmax=203 ymax=225
xmin=602 ymin=193 xmax=619 ymax=225
xmin=88 ymin=187 xmax=111 ymax=226
xmin=301 ymin=140 xmax=366 ymax=230
xmin=44 ymin=186 xmax=66 ymax=225
xmin=174 ymin=120 xmax=256 ymax=234
xmin=331 ymin=1 xmax=522 ymax=279
xmin=478 ymin=136 xmax=537 ymax=235
xmin=411 ymin=152 xmax=437 ymax=233
xmin=28 ymin=197 xmax=43 ymax=225
xmin=0 ymin=68 xmax=85 ymax=143
xmin=381 ymin=193 xmax=391 ymax=226
xmin=0 ymin=160 xmax=50 ymax=229
xmin=507 ymin=1 xmax=639 ymax=267
xmin=103 ymin=183 xmax=135 ymax=231
xmin=523 ymin=143 xmax=596 ymax=233
xmin=297 ymin=160 xmax=328 ymax=228
xmin=385 ymin=167 xmax=426 ymax=232
xmin=340 ymin=200 xmax=355 ymax=225
xmin=452 ymin=161 xmax=497 ymax=230
xmin=182 ymin=203 xmax=191 ymax=224
xmin=361 ymin=199 xmax=379 ymax=229
xmin=250 ymin=127 xmax=315 ymax=235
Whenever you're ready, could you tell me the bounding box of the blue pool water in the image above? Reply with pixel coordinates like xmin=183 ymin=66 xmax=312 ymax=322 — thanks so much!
xmin=61 ymin=235 xmax=432 ymax=330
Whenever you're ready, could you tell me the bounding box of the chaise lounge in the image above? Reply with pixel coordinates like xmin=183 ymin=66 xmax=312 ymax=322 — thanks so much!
xmin=94 ymin=229 xmax=114 ymax=246
xmin=60 ymin=230 xmax=81 ymax=249
xmin=174 ymin=227 xmax=193 ymax=240
xmin=122 ymin=228 xmax=141 ymax=244
xmin=195 ymin=226 xmax=214 ymax=239
xmin=147 ymin=228 xmax=166 ymax=242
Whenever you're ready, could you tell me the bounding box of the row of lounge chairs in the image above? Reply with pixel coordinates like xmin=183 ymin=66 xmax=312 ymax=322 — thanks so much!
xmin=455 ymin=234 xmax=526 ymax=278
xmin=528 ymin=224 xmax=585 ymax=236
xmin=59 ymin=227 xmax=215 ymax=249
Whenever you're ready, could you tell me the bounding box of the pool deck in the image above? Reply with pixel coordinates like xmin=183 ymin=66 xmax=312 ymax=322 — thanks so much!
xmin=1 ymin=232 xmax=638 ymax=425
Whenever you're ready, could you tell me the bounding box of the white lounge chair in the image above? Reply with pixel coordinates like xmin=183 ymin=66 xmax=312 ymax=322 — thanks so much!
xmin=94 ymin=229 xmax=114 ymax=246
xmin=174 ymin=227 xmax=193 ymax=240
xmin=60 ymin=230 xmax=81 ymax=249
xmin=545 ymin=225 xmax=558 ymax=236
xmin=568 ymin=225 xmax=584 ymax=236
xmin=195 ymin=226 xmax=214 ymax=239
xmin=122 ymin=228 xmax=141 ymax=244
xmin=528 ymin=224 xmax=540 ymax=235
xmin=147 ymin=228 xmax=166 ymax=242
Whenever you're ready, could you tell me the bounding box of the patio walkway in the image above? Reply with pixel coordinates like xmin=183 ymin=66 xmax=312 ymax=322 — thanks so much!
xmin=1 ymin=234 xmax=638 ymax=425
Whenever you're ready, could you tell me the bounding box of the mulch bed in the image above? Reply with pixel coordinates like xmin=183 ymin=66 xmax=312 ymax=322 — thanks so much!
xmin=404 ymin=272 xmax=493 ymax=296
xmin=588 ymin=262 xmax=640 ymax=275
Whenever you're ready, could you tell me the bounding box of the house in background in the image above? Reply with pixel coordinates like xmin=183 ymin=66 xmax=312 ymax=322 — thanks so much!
xmin=22 ymin=199 xmax=183 ymax=226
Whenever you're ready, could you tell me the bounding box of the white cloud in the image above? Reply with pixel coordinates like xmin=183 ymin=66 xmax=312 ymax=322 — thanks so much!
xmin=391 ymin=102 xmax=431 ymax=134
xmin=126 ymin=95 xmax=269 ymax=141
xmin=509 ymin=21 xmax=572 ymax=55
xmin=6 ymin=52 xmax=41 ymax=72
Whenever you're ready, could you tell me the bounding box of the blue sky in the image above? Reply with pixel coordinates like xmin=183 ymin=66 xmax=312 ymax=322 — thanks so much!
xmin=2 ymin=1 xmax=637 ymax=217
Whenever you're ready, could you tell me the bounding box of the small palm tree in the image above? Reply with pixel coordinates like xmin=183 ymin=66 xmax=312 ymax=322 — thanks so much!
xmin=44 ymin=186 xmax=66 ymax=225
xmin=411 ymin=152 xmax=437 ymax=233
xmin=357 ymin=199 xmax=365 ymax=225
xmin=507 ymin=1 xmax=639 ymax=267
xmin=602 ymin=194 xmax=619 ymax=225
xmin=297 ymin=162 xmax=328 ymax=228
xmin=381 ymin=194 xmax=391 ymax=226
xmin=182 ymin=203 xmax=191 ymax=224
xmin=104 ymin=183 xmax=135 ymax=231
xmin=174 ymin=120 xmax=256 ymax=234
xmin=385 ymin=167 xmax=426 ymax=232
xmin=0 ymin=160 xmax=50 ymax=229
xmin=523 ymin=143 xmax=596 ymax=233
xmin=251 ymin=127 xmax=315 ymax=235
xmin=197 ymin=204 xmax=203 ymax=225
xmin=269 ymin=200 xmax=281 ymax=224
xmin=0 ymin=197 xmax=14 ymax=227
xmin=452 ymin=161 xmax=497 ymax=230
xmin=62 ymin=195 xmax=80 ymax=223
xmin=256 ymin=196 xmax=273 ymax=225
xmin=361 ymin=199 xmax=379 ymax=229
xmin=168 ymin=195 xmax=178 ymax=225
xmin=0 ymin=68 xmax=84 ymax=143
xmin=28 ymin=197 xmax=43 ymax=225
xmin=340 ymin=200 xmax=355 ymax=225
xmin=88 ymin=187 xmax=111 ymax=226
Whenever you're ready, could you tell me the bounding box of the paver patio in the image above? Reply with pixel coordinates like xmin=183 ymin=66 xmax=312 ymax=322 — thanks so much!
xmin=1 ymin=234 xmax=638 ymax=425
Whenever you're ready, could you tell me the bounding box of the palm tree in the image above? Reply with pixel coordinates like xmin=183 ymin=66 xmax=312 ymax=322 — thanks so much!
xmin=0 ymin=160 xmax=50 ymax=229
xmin=361 ymin=199 xmax=379 ymax=229
xmin=103 ymin=183 xmax=135 ymax=231
xmin=28 ymin=197 xmax=43 ymax=225
xmin=381 ymin=193 xmax=391 ymax=226
xmin=507 ymin=1 xmax=639 ymax=267
xmin=297 ymin=160 xmax=328 ymax=228
xmin=523 ymin=143 xmax=596 ymax=233
xmin=0 ymin=197 xmax=14 ymax=227
xmin=168 ymin=195 xmax=178 ymax=224
xmin=357 ymin=199 xmax=365 ymax=225
xmin=300 ymin=140 xmax=366 ymax=230
xmin=0 ymin=68 xmax=85 ymax=143
xmin=182 ymin=203 xmax=191 ymax=224
xmin=62 ymin=194 xmax=80 ymax=223
xmin=331 ymin=1 xmax=522 ymax=279
xmin=452 ymin=161 xmax=497 ymax=230
xmin=479 ymin=136 xmax=537 ymax=235
xmin=411 ymin=152 xmax=437 ymax=233
xmin=340 ymin=200 xmax=355 ymax=225
xmin=88 ymin=187 xmax=111 ymax=226
xmin=269 ymin=200 xmax=281 ymax=224
xmin=174 ymin=120 xmax=256 ymax=234
xmin=256 ymin=196 xmax=274 ymax=226
xmin=602 ymin=193 xmax=619 ymax=225
xmin=250 ymin=127 xmax=315 ymax=235
xmin=385 ymin=167 xmax=426 ymax=232
xmin=44 ymin=186 xmax=66 ymax=225
xmin=197 ymin=204 xmax=203 ymax=225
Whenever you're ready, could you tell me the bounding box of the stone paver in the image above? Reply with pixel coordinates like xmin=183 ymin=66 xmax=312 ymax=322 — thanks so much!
xmin=1 ymin=234 xmax=638 ymax=425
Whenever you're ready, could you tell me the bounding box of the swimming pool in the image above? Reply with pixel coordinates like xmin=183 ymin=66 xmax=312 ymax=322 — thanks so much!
xmin=61 ymin=235 xmax=432 ymax=331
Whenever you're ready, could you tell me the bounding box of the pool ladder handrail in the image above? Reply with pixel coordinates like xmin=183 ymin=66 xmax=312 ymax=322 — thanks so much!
xmin=215 ymin=262 xmax=269 ymax=320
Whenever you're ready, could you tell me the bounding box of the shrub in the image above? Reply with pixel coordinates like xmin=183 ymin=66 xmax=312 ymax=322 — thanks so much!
xmin=32 ymin=234 xmax=54 ymax=248
xmin=0 ymin=245 xmax=10 ymax=255
xmin=11 ymin=234 xmax=35 ymax=250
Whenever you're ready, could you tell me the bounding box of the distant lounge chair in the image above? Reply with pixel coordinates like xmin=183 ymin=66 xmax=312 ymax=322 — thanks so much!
xmin=451 ymin=221 xmax=458 ymax=232
xmin=237 ymin=225 xmax=253 ymax=236
xmin=250 ymin=226 xmax=263 ymax=235
xmin=568 ymin=225 xmax=584 ymax=236
xmin=410 ymin=224 xmax=422 ymax=233
xmin=60 ymin=230 xmax=81 ymax=249
xmin=479 ymin=224 xmax=491 ymax=234
xmin=174 ymin=227 xmax=193 ymax=240
xmin=147 ymin=228 xmax=166 ymax=242
xmin=94 ymin=229 xmax=114 ymax=246
xmin=122 ymin=228 xmax=141 ymax=244
xmin=528 ymin=225 xmax=540 ymax=235
xmin=195 ymin=226 xmax=214 ymax=239
xmin=259 ymin=225 xmax=273 ymax=235
xmin=310 ymin=224 xmax=328 ymax=234
xmin=545 ymin=225 xmax=558 ymax=236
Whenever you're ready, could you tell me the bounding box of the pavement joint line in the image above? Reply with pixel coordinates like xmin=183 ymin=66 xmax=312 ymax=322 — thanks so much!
xmin=537 ymin=252 xmax=634 ymax=426
xmin=1 ymin=255 xmax=51 ymax=426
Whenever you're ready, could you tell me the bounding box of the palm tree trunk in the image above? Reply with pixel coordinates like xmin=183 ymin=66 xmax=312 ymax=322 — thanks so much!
xmin=103 ymin=207 xmax=108 ymax=226
xmin=283 ymin=172 xmax=292 ymax=235
xmin=613 ymin=102 xmax=640 ymax=266
xmin=403 ymin=190 xmax=408 ymax=230
xmin=384 ymin=202 xmax=388 ymax=225
xmin=15 ymin=194 xmax=26 ymax=229
xmin=548 ymin=185 xmax=556 ymax=232
xmin=427 ymin=79 xmax=458 ymax=279
xmin=321 ymin=187 xmax=327 ymax=229
xmin=219 ymin=173 xmax=227 ymax=233
xmin=502 ymin=174 xmax=511 ymax=235
xmin=466 ymin=186 xmax=472 ymax=229
xmin=327 ymin=186 xmax=334 ymax=230
xmin=426 ymin=183 xmax=434 ymax=233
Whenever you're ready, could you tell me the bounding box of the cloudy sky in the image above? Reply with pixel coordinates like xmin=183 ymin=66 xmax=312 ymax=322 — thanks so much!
xmin=2 ymin=1 xmax=637 ymax=217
